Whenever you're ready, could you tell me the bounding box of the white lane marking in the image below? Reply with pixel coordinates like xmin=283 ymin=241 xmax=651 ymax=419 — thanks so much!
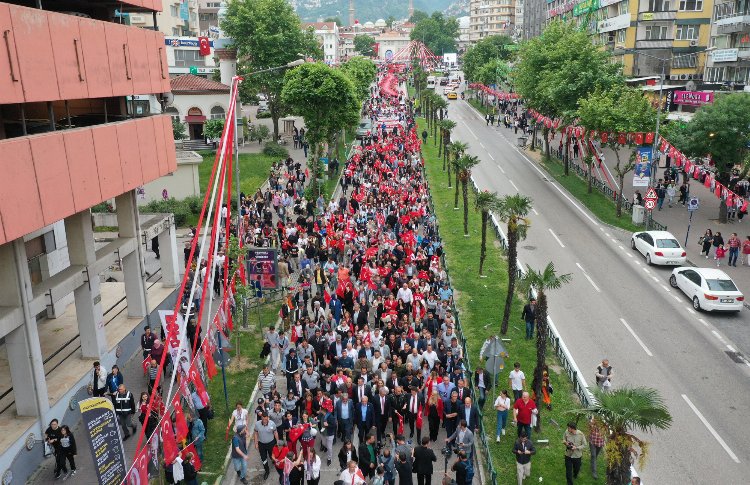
xmin=464 ymin=122 xmax=479 ymax=140
xmin=605 ymin=232 xmax=611 ymax=237
xmin=651 ymin=276 xmax=659 ymax=282
xmin=687 ymin=308 xmax=695 ymax=314
xmin=643 ymin=267 xmax=651 ymax=274
xmin=479 ymin=142 xmax=486 ymax=149
xmin=496 ymin=164 xmax=505 ymax=174
xmin=727 ymin=345 xmax=737 ymax=352
xmin=532 ymin=208 xmax=539 ymax=215
xmin=660 ymin=284 xmax=671 ymax=292
xmin=673 ymin=295 xmax=682 ymax=302
xmin=619 ymin=318 xmax=653 ymax=356
xmin=635 ymin=260 xmax=641 ymax=265
xmin=509 ymin=180 xmax=520 ymax=192
xmin=576 ymin=263 xmax=601 ymax=292
xmin=682 ymin=394 xmax=741 ymax=463
xmin=626 ymin=253 xmax=634 ymax=258
xmin=618 ymin=245 xmax=625 ymax=251
xmin=610 ymin=238 xmax=618 ymax=243
xmin=488 ymin=153 xmax=495 ymax=161
xmin=549 ymin=229 xmax=566 ymax=248
xmin=698 ymin=318 xmax=709 ymax=327
xmin=711 ymin=330 xmax=726 ymax=343
xmin=599 ymin=227 xmax=605 ymax=232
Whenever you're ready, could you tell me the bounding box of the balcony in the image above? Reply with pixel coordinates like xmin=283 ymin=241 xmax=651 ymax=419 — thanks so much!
xmin=0 ymin=115 xmax=176 ymax=245
xmin=635 ymin=39 xmax=674 ymax=49
xmin=716 ymin=15 xmax=750 ymax=34
xmin=638 ymin=11 xmax=677 ymax=21
xmin=0 ymin=3 xmax=171 ymax=105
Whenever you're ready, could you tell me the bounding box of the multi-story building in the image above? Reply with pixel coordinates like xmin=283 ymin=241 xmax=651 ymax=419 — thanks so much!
xmin=164 ymin=36 xmax=219 ymax=77
xmin=470 ymin=0 xmax=517 ymax=42
xmin=303 ymin=22 xmax=341 ymax=65
xmin=524 ymin=0 xmax=548 ymax=39
xmin=0 ymin=1 xmax=179 ymax=481
xmin=458 ymin=16 xmax=472 ymax=52
xmin=705 ymin=0 xmax=750 ymax=86
xmin=129 ymin=0 xmax=200 ymax=37
xmin=198 ymin=0 xmax=222 ymax=37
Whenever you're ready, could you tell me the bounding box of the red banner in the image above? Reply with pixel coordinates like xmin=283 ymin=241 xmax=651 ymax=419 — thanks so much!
xmin=190 ymin=361 xmax=209 ymax=407
xmin=173 ymin=396 xmax=190 ymax=442
xmin=161 ymin=419 xmax=179 ymax=465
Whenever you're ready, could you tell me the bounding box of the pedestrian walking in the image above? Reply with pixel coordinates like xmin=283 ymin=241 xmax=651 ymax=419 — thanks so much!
xmin=304 ymin=448 xmax=322 ymax=485
xmin=113 ymin=384 xmax=137 ymax=440
xmin=509 ymin=362 xmax=526 ymax=401
xmin=58 ymin=425 xmax=77 ymax=478
xmin=189 ymin=413 xmax=205 ymax=461
xmin=521 ymin=298 xmax=536 ymax=340
xmin=45 ymin=419 xmax=65 ymax=479
xmin=700 ymin=229 xmax=713 ymax=258
xmin=656 ymin=180 xmax=666 ymax=211
xmin=666 ymin=183 xmax=676 ymax=208
xmin=715 ymin=244 xmax=727 ymax=266
xmin=254 ymin=413 xmax=279 ymax=480
xmin=563 ymin=422 xmax=587 ymax=485
xmin=742 ymin=236 xmax=750 ymax=265
xmin=395 ymin=451 xmax=413 ymax=485
xmin=588 ymin=417 xmax=605 ymax=480
xmin=414 ymin=436 xmax=437 ymax=485
xmin=728 ymin=233 xmax=740 ymax=266
xmin=512 ymin=392 xmax=537 ymax=440
xmin=595 ymin=359 xmax=613 ymax=391
xmin=713 ymin=231 xmax=725 ymax=257
xmin=494 ymin=389 xmax=511 ymax=442
xmin=231 ymin=425 xmax=249 ymax=484
xmin=88 ymin=361 xmax=107 ymax=398
xmin=513 ymin=432 xmax=535 ymax=485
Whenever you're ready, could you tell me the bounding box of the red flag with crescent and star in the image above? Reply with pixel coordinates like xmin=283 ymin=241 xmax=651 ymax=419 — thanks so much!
xmin=198 ymin=36 xmax=211 ymax=56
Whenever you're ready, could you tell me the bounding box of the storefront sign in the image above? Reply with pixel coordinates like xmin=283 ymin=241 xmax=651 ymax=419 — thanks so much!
xmin=597 ymin=13 xmax=631 ymax=33
xmin=246 ymin=248 xmax=279 ymax=289
xmin=673 ymin=90 xmax=714 ymax=106
xmin=548 ymin=0 xmax=576 ymax=18
xmin=574 ymin=0 xmax=600 ymax=17
xmin=165 ymin=37 xmax=214 ymax=48
xmin=712 ymin=48 xmax=739 ymax=62
xmin=78 ymin=398 xmax=126 ymax=485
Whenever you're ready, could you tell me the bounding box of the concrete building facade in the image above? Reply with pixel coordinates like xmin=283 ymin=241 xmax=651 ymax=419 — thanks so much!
xmin=469 ymin=0 xmax=517 ymax=42
xmin=304 ymin=22 xmax=341 ymax=65
xmin=705 ymin=0 xmax=750 ymax=86
xmin=0 ymin=1 xmax=179 ymax=481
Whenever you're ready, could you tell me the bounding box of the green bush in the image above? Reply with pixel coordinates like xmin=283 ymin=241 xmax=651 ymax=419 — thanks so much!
xmin=255 ymin=111 xmax=272 ymax=119
xmin=262 ymin=142 xmax=289 ymax=158
xmin=92 ymin=201 xmax=112 ymax=213
xmin=184 ymin=195 xmax=204 ymax=216
xmin=142 ymin=198 xmax=190 ymax=227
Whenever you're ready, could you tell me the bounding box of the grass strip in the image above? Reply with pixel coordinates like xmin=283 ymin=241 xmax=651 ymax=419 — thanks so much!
xmin=418 ymin=118 xmax=603 ymax=484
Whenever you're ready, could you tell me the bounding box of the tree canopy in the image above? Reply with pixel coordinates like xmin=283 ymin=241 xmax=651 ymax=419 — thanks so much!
xmin=462 ymin=35 xmax=514 ymax=82
xmin=409 ymin=9 xmax=429 ymax=23
xmin=323 ymin=16 xmax=342 ymax=25
xmin=340 ymin=56 xmax=378 ymax=102
xmin=410 ymin=12 xmax=459 ymax=56
xmin=577 ymin=86 xmax=657 ymax=135
xmin=473 ymin=58 xmax=511 ymax=87
xmin=221 ymin=0 xmax=321 ymax=139
xmin=353 ymin=34 xmax=376 ymax=57
xmin=514 ymin=21 xmax=621 ymax=121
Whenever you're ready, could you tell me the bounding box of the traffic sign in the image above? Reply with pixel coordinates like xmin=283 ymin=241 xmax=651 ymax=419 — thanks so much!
xmin=688 ymin=197 xmax=699 ymax=212
xmin=644 ymin=199 xmax=656 ymax=210
xmin=645 ymin=187 xmax=657 ymax=201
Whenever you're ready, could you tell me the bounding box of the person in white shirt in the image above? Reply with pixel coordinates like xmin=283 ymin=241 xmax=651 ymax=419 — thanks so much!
xmin=304 ymin=448 xmax=321 ymax=485
xmin=228 ymin=402 xmax=248 ymax=432
xmin=494 ymin=390 xmax=511 ymax=442
xmin=422 ymin=345 xmax=438 ymax=369
xmin=339 ymin=460 xmax=367 ymax=485
xmin=509 ymin=362 xmax=526 ymax=401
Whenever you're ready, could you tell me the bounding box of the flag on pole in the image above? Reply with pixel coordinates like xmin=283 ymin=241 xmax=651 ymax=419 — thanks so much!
xmin=190 ymin=361 xmax=209 ymax=406
xmin=182 ymin=442 xmax=203 ymax=471
xmin=172 ymin=395 xmax=190 ymax=442
xmin=161 ymin=419 xmax=179 ymax=465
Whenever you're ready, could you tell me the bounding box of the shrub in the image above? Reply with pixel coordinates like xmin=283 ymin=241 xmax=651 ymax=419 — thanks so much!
xmin=262 ymin=142 xmax=289 ymax=158
xmin=184 ymin=195 xmax=204 ymax=216
xmin=142 ymin=198 xmax=190 ymax=227
xmin=92 ymin=201 xmax=113 ymax=213
xmin=255 ymin=111 xmax=272 ymax=119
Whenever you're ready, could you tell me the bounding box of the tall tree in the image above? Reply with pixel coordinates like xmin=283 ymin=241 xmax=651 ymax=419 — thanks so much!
xmin=570 ymin=387 xmax=672 ymax=485
xmin=496 ymin=194 xmax=532 ymax=335
xmin=323 ymin=16 xmax=342 ymax=25
xmin=455 ymin=154 xmax=480 ymax=236
xmin=447 ymin=141 xmax=468 ymax=188
xmin=462 ymin=35 xmax=514 ymax=82
xmin=281 ymin=62 xmax=360 ymax=197
xmin=410 ymin=12 xmax=459 ymax=55
xmin=474 ymin=59 xmax=511 ymax=87
xmin=409 ymin=9 xmax=429 ymax=23
xmin=475 ymin=191 xmax=500 ymax=276
xmin=519 ymin=262 xmax=571 ymax=432
xmin=353 ymin=34 xmax=376 ymax=57
xmin=514 ymin=21 xmax=621 ymax=160
xmin=222 ymin=0 xmax=322 ymax=141
xmin=340 ymin=56 xmax=377 ymax=102
xmin=577 ymin=85 xmax=657 ymax=217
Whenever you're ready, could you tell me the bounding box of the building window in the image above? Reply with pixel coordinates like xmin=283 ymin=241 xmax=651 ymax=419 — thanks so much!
xmin=672 ymin=53 xmax=696 ymax=68
xmin=174 ymin=49 xmax=203 ymax=67
xmin=170 ymin=4 xmax=178 ymax=16
xmin=679 ymin=0 xmax=703 ymax=11
xmin=172 ymin=27 xmax=181 ymax=36
xmin=210 ymin=106 xmax=225 ymax=120
xmin=617 ymin=29 xmax=626 ymax=43
xmin=644 ymin=25 xmax=669 ymax=39
xmin=648 ymin=0 xmax=671 ymax=11
xmin=675 ymin=24 xmax=698 ymax=40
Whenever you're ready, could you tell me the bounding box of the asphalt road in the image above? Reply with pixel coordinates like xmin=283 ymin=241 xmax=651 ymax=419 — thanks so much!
xmin=442 ymin=86 xmax=750 ymax=483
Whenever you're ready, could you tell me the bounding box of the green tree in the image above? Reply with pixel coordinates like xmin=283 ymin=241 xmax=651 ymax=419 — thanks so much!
xmin=474 ymin=59 xmax=511 ymax=87
xmin=385 ymin=15 xmax=396 ymax=28
xmin=519 ymin=262 xmax=571 ymax=432
xmin=409 ymin=9 xmax=429 ymax=23
xmin=447 ymin=141 xmax=468 ymax=188
xmin=455 ymin=154 xmax=480 ymax=236
xmin=222 ymin=0 xmax=322 ymax=141
xmin=570 ymin=388 xmax=672 ymax=485
xmin=514 ymin=21 xmax=621 ymax=160
xmin=248 ymin=124 xmax=270 ymax=144
xmin=677 ymin=93 xmax=750 ymax=220
xmin=203 ymin=118 xmax=225 ymax=140
xmin=282 ymin=62 xmax=360 ymax=197
xmin=323 ymin=16 xmax=342 ymax=25
xmin=172 ymin=118 xmax=187 ymax=140
xmin=577 ymin=85 xmax=657 ymax=217
xmin=354 ymin=34 xmax=376 ymax=57
xmin=496 ymin=194 xmax=532 ymax=335
xmin=410 ymin=12 xmax=459 ymax=56
xmin=475 ymin=190 xmax=500 ymax=276
xmin=462 ymin=35 xmax=514 ymax=82
xmin=340 ymin=56 xmax=377 ymax=101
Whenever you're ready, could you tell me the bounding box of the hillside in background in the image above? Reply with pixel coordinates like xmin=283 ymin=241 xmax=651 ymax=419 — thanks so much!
xmin=290 ymin=0 xmax=468 ymax=24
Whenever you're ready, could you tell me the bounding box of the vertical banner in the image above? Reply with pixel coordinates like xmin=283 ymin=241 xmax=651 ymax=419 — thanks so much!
xmin=159 ymin=310 xmax=191 ymax=372
xmin=633 ymin=147 xmax=652 ymax=187
xmin=245 ymin=248 xmax=279 ymax=289
xmin=78 ymin=397 xmax=126 ymax=485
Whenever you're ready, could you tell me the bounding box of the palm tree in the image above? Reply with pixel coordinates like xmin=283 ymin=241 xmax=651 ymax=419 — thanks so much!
xmin=455 ymin=154 xmax=480 ymax=236
xmin=519 ymin=262 xmax=571 ymax=432
xmin=475 ymin=191 xmax=500 ymax=275
xmin=447 ymin=141 xmax=468 ymax=189
xmin=441 ymin=119 xmax=457 ymax=168
xmin=496 ymin=194 xmax=532 ymax=335
xmin=432 ymin=98 xmax=448 ymax=142
xmin=570 ymin=388 xmax=672 ymax=485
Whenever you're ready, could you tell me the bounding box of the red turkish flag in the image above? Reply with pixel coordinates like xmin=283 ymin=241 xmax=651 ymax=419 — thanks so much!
xmin=396 ymin=412 xmax=404 ymax=435
xmin=645 ymin=132 xmax=655 ymax=144
xmin=198 ymin=36 xmax=211 ymax=56
xmin=182 ymin=442 xmax=203 ymax=471
xmin=127 ymin=446 xmax=150 ymax=484
xmin=617 ymin=133 xmax=627 ymax=144
xmin=635 ymin=133 xmax=644 ymax=145
xmin=600 ymin=132 xmax=608 ymax=143
xmin=190 ymin=361 xmax=209 ymax=407
xmin=160 ymin=419 xmax=179 ymax=465
xmin=203 ymin=340 xmax=217 ymax=380
xmin=715 ymin=182 xmax=723 ymax=198
xmin=291 ymin=325 xmax=299 ymax=343
xmin=172 ymin=395 xmax=190 ymax=442
xmin=323 ymin=288 xmax=332 ymax=305
xmin=416 ymin=406 xmax=424 ymax=429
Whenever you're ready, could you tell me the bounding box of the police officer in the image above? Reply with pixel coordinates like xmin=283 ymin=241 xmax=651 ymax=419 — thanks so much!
xmin=113 ymin=384 xmax=137 ymax=440
xmin=254 ymin=412 xmax=279 ymax=480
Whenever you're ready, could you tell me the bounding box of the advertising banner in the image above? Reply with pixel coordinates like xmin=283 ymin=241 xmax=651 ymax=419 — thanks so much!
xmin=597 ymin=13 xmax=630 ymax=33
xmin=574 ymin=0 xmax=599 ymax=16
xmin=159 ymin=310 xmax=190 ymax=371
xmin=673 ymin=91 xmax=714 ymax=106
xmin=712 ymin=48 xmax=739 ymax=62
xmin=246 ymin=248 xmax=279 ymax=289
xmin=78 ymin=398 xmax=126 ymax=485
xmin=633 ymin=147 xmax=652 ymax=187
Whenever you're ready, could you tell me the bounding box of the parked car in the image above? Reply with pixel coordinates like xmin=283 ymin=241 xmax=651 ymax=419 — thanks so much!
xmin=439 ymin=78 xmax=449 ymax=86
xmin=669 ymin=267 xmax=744 ymax=312
xmin=630 ymin=231 xmax=687 ymax=265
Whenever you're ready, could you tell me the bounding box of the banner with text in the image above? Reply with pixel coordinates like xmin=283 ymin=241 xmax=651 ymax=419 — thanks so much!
xmin=78 ymin=398 xmax=126 ymax=485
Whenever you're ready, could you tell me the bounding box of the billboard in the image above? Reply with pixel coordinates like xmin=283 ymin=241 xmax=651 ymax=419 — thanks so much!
xmin=78 ymin=398 xmax=127 ymax=485
xmin=246 ymin=248 xmax=279 ymax=290
xmin=673 ymin=91 xmax=714 ymax=106
xmin=633 ymin=147 xmax=652 ymax=187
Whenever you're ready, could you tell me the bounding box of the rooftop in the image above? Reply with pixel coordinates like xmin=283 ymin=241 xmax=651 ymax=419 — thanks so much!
xmin=170 ymin=74 xmax=231 ymax=94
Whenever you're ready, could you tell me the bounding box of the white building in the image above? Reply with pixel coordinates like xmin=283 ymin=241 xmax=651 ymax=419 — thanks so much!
xmin=164 ymin=36 xmax=219 ymax=77
xmin=128 ymin=0 xmax=200 ymax=37
xmin=469 ymin=0 xmax=516 ymax=42
xmin=458 ymin=16 xmax=472 ymax=53
xmin=374 ymin=31 xmax=412 ymax=62
xmin=304 ymin=22 xmax=341 ymax=65
xmin=167 ymin=75 xmax=231 ymax=140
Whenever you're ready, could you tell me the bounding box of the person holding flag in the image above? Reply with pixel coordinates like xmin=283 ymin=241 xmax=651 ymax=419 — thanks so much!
xmin=339 ymin=460 xmax=367 ymax=485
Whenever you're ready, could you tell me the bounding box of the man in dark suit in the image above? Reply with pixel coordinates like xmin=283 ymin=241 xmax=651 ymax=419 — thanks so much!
xmin=357 ymin=341 xmax=375 ymax=360
xmin=405 ymin=386 xmax=424 ymax=442
xmin=352 ymin=303 xmax=368 ymax=329
xmin=373 ymin=387 xmax=391 ymax=445
xmin=458 ymin=396 xmax=480 ymax=435
xmin=279 ymin=410 xmax=297 ymax=441
xmin=289 ymin=373 xmax=307 ymax=399
xmin=358 ymin=433 xmax=378 ymax=478
xmin=455 ymin=379 xmax=471 ymax=404
xmin=355 ymin=395 xmax=375 ymax=444
xmin=413 ymin=436 xmax=437 ymax=485
xmin=389 ymin=386 xmax=408 ymax=437
xmin=352 ymin=376 xmax=371 ymax=406
xmin=335 ymin=393 xmax=355 ymax=442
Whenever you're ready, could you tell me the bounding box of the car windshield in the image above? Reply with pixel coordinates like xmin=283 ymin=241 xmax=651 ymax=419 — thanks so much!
xmin=359 ymin=123 xmax=370 ymax=129
xmin=706 ymin=279 xmax=738 ymax=292
xmin=656 ymin=238 xmax=681 ymax=249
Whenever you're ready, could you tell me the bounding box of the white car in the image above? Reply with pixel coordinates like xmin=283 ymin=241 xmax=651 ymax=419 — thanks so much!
xmin=669 ymin=267 xmax=744 ymax=312
xmin=630 ymin=231 xmax=687 ymax=265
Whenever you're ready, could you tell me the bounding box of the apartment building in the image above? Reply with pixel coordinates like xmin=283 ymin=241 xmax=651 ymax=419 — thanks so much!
xmin=303 ymin=22 xmax=341 ymax=65
xmin=469 ymin=0 xmax=517 ymax=42
xmin=128 ymin=0 xmax=200 ymax=36
xmin=705 ymin=0 xmax=750 ymax=86
xmin=198 ymin=0 xmax=221 ymax=36
xmin=0 ymin=1 xmax=179 ymax=482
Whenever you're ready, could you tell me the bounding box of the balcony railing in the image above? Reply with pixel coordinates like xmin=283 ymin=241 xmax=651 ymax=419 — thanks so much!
xmin=635 ymin=38 xmax=675 ymax=49
xmin=638 ymin=10 xmax=677 ymax=21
